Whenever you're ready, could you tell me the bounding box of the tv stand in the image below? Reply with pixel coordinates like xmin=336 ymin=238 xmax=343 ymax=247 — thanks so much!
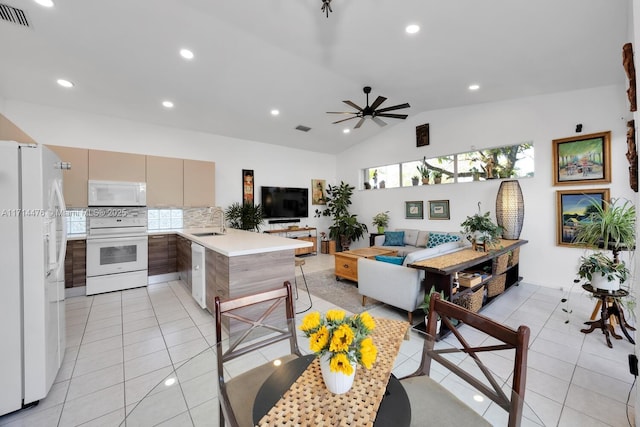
xmin=264 ymin=227 xmax=317 ymax=256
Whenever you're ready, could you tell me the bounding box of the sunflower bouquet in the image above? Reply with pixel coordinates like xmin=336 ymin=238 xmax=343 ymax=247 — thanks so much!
xmin=299 ymin=309 xmax=378 ymax=375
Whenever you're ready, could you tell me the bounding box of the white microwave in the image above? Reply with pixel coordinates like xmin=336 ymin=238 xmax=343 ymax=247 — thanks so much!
xmin=88 ymin=180 xmax=147 ymax=207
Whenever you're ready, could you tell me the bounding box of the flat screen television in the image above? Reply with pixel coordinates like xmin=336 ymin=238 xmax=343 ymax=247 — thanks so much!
xmin=261 ymin=186 xmax=309 ymax=218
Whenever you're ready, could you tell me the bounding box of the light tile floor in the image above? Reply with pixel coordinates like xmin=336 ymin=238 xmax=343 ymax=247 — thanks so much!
xmin=0 ymin=253 xmax=636 ymax=426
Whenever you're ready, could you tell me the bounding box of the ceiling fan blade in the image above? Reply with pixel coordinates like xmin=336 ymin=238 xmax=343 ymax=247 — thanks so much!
xmin=372 ymin=116 xmax=387 ymax=127
xmin=376 ymin=113 xmax=408 ymax=119
xmin=376 ymin=102 xmax=410 ymax=113
xmin=327 ymin=111 xmax=359 ymax=114
xmin=332 ymin=116 xmax=359 ymax=124
xmin=369 ymin=96 xmax=387 ymax=111
xmin=343 ymin=100 xmax=364 ymax=111
xmin=354 ymin=117 xmax=366 ymax=129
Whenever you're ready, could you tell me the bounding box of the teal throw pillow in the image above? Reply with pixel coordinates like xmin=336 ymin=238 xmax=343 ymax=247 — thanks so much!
xmin=375 ymin=255 xmax=406 ymax=265
xmin=383 ymin=231 xmax=405 ymax=246
xmin=427 ymin=233 xmax=460 ymax=248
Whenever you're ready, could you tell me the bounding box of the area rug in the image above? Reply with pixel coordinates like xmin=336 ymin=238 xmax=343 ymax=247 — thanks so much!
xmin=299 ymin=269 xmax=383 ymax=314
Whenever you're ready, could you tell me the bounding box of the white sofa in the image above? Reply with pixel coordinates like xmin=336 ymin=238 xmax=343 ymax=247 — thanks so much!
xmin=358 ymin=236 xmax=468 ymax=322
xmin=372 ymin=228 xmax=466 ymax=256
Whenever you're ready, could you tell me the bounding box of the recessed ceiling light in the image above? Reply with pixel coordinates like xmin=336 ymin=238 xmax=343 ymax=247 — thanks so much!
xmin=162 ymin=100 xmax=174 ymax=108
xmin=56 ymin=79 xmax=73 ymax=88
xmin=343 ymin=129 xmax=350 ymax=134
xmin=179 ymin=49 xmax=194 ymax=60
xmin=469 ymin=84 xmax=480 ymax=91
xmin=34 ymin=0 xmax=54 ymax=7
xmin=405 ymin=24 xmax=420 ymax=34
xmin=270 ymin=109 xmax=280 ymax=116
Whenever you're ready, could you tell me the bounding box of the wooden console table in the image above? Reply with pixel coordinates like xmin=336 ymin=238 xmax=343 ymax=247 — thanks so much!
xmin=264 ymin=227 xmax=317 ymax=256
xmin=409 ymin=239 xmax=527 ymax=330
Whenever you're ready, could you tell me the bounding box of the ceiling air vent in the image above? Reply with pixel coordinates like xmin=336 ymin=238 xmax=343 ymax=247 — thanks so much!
xmin=295 ymin=125 xmax=311 ymax=132
xmin=0 ymin=3 xmax=29 ymax=27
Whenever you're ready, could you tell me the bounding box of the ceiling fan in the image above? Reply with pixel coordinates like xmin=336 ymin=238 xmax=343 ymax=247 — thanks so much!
xmin=327 ymin=86 xmax=410 ymax=129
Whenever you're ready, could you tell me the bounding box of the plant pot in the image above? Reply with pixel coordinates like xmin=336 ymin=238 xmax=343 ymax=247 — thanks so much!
xmin=434 ymin=177 xmax=441 ymax=184
xmin=377 ymin=226 xmax=385 ymax=234
xmin=319 ymin=354 xmax=356 ymax=394
xmin=422 ymin=178 xmax=429 ymax=185
xmin=425 ymin=316 xmax=442 ymax=335
xmin=591 ymin=274 xmax=620 ymax=292
xmin=412 ymin=179 xmax=419 ymax=186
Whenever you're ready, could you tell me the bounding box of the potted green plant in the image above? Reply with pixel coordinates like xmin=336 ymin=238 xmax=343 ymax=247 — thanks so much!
xmin=418 ymin=286 xmax=446 ymax=333
xmin=460 ymin=203 xmax=503 ymax=250
xmin=417 ymin=157 xmax=430 ymax=185
xmin=372 ymin=211 xmax=390 ymax=234
xmin=315 ymin=181 xmax=368 ymax=251
xmin=573 ymin=197 xmax=636 ymax=262
xmin=432 ymin=170 xmax=443 ymax=184
xmin=471 ymin=167 xmax=480 ymax=181
xmin=411 ymin=175 xmax=420 ymax=186
xmin=225 ymin=202 xmax=265 ymax=232
xmin=577 ymin=252 xmax=629 ymax=292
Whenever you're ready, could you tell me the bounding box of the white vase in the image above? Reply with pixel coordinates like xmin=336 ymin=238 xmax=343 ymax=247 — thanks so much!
xmin=424 ymin=316 xmax=442 ymax=335
xmin=591 ymin=273 xmax=620 ymax=292
xmin=319 ymin=354 xmax=356 ymax=394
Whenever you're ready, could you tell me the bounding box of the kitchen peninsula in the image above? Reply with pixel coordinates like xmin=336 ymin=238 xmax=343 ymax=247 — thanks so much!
xmin=180 ymin=228 xmax=312 ymax=316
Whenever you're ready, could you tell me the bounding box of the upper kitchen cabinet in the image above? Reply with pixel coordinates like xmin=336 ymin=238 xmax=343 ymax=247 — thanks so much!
xmin=146 ymin=155 xmax=184 ymax=207
xmin=88 ymin=150 xmax=146 ymax=182
xmin=47 ymin=145 xmax=89 ymax=207
xmin=183 ymin=159 xmax=215 ymax=207
xmin=0 ymin=114 xmax=36 ymax=143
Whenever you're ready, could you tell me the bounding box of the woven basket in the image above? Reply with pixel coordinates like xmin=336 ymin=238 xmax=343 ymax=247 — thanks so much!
xmin=494 ymin=253 xmax=510 ymax=275
xmin=455 ymin=285 xmax=484 ymax=313
xmin=509 ymin=247 xmax=520 ymax=267
xmin=487 ymin=274 xmax=506 ymax=297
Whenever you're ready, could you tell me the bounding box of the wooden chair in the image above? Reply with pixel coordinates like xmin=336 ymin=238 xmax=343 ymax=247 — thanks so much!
xmin=215 ymin=281 xmax=302 ymax=427
xmin=400 ymin=293 xmax=530 ymax=427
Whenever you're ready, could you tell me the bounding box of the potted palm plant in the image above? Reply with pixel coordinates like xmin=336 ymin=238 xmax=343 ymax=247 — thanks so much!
xmin=225 ymin=202 xmax=265 ymax=232
xmin=432 ymin=170 xmax=443 ymax=184
xmin=372 ymin=211 xmax=390 ymax=234
xmin=417 ymin=157 xmax=430 ymax=185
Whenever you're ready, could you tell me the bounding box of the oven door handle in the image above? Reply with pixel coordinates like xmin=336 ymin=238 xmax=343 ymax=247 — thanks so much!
xmin=87 ymin=236 xmax=147 ymax=245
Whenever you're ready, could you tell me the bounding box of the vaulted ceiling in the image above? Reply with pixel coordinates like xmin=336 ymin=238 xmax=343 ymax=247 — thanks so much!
xmin=0 ymin=0 xmax=631 ymax=154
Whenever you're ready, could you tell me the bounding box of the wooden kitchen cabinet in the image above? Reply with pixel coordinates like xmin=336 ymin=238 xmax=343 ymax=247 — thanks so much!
xmin=64 ymin=240 xmax=86 ymax=288
xmin=183 ymin=159 xmax=215 ymax=207
xmin=88 ymin=150 xmax=146 ymax=182
xmin=176 ymin=235 xmax=192 ymax=291
xmin=47 ymin=145 xmax=89 ymax=207
xmin=146 ymin=156 xmax=184 ymax=207
xmin=147 ymin=234 xmax=177 ymax=276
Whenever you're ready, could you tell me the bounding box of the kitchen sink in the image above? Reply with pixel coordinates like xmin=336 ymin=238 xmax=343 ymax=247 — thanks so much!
xmin=191 ymin=232 xmax=224 ymax=237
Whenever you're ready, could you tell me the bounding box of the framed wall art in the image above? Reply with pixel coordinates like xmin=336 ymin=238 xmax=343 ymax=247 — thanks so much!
xmin=556 ymin=188 xmax=610 ymax=247
xmin=416 ymin=123 xmax=430 ymax=147
xmin=311 ymin=179 xmax=326 ymax=205
xmin=428 ymin=200 xmax=450 ymax=220
xmin=552 ymin=131 xmax=611 ymax=186
xmin=405 ymin=201 xmax=424 ymax=219
xmin=242 ymin=169 xmax=254 ymax=205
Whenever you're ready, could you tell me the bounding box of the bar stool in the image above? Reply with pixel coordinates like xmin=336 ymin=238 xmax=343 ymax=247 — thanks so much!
xmin=294 ymin=257 xmax=312 ymax=314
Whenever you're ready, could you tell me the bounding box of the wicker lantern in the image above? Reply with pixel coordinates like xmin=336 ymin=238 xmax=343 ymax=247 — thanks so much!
xmin=495 ymin=180 xmax=524 ymax=239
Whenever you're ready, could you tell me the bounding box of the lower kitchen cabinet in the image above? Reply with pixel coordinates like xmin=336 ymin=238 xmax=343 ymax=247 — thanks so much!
xmin=64 ymin=240 xmax=86 ymax=288
xmin=176 ymin=235 xmax=192 ymax=291
xmin=148 ymin=234 xmax=177 ymax=276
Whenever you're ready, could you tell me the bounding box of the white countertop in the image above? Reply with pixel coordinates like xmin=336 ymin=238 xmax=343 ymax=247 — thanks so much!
xmin=176 ymin=227 xmax=312 ymax=257
xmin=69 ymin=227 xmax=312 ymax=257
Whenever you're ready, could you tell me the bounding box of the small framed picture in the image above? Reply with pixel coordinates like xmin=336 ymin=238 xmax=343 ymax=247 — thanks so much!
xmin=416 ymin=123 xmax=430 ymax=147
xmin=242 ymin=169 xmax=254 ymax=205
xmin=405 ymin=201 xmax=424 ymax=219
xmin=556 ymin=188 xmax=610 ymax=247
xmin=428 ymin=200 xmax=450 ymax=220
xmin=552 ymin=131 xmax=611 ymax=185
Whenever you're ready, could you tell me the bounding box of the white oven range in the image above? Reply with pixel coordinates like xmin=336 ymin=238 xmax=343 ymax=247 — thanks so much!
xmin=86 ymin=208 xmax=148 ymax=295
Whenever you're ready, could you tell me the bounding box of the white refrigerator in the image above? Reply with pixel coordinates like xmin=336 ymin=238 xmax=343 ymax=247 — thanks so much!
xmin=0 ymin=141 xmax=67 ymax=415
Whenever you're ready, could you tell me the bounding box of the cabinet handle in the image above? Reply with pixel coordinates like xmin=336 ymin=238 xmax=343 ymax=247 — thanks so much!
xmin=150 ymin=235 xmax=166 ymax=239
xmin=343 ymin=264 xmax=349 ymax=269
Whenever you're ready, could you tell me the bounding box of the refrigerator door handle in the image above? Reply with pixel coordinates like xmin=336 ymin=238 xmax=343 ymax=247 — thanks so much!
xmin=46 ymin=180 xmax=67 ymax=277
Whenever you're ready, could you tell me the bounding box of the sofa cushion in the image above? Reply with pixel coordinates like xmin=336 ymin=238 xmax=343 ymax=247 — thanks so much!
xmin=383 ymin=231 xmax=405 ymax=246
xmin=427 ymin=233 xmax=460 ymax=248
xmin=375 ymin=255 xmax=405 ymax=265
xmin=416 ymin=231 xmax=430 ymax=247
xmin=398 ymin=229 xmax=420 ymax=247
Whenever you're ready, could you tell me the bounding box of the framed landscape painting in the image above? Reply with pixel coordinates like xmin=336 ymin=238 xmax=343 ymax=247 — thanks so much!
xmin=552 ymin=131 xmax=611 ymax=185
xmin=428 ymin=200 xmax=450 ymax=220
xmin=405 ymin=201 xmax=424 ymax=219
xmin=556 ymin=188 xmax=610 ymax=247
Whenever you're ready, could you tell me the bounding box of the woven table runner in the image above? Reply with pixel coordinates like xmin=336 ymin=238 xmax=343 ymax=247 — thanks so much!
xmin=258 ymin=317 xmax=409 ymax=426
xmin=410 ymin=239 xmax=521 ymax=271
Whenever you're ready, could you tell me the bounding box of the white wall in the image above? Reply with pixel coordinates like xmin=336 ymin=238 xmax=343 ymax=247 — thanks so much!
xmin=0 ymin=99 xmax=337 ymax=231
xmin=337 ymin=85 xmax=635 ymax=290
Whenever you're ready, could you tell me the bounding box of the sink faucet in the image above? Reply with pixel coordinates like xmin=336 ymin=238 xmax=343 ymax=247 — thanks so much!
xmin=210 ymin=207 xmax=226 ymax=233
